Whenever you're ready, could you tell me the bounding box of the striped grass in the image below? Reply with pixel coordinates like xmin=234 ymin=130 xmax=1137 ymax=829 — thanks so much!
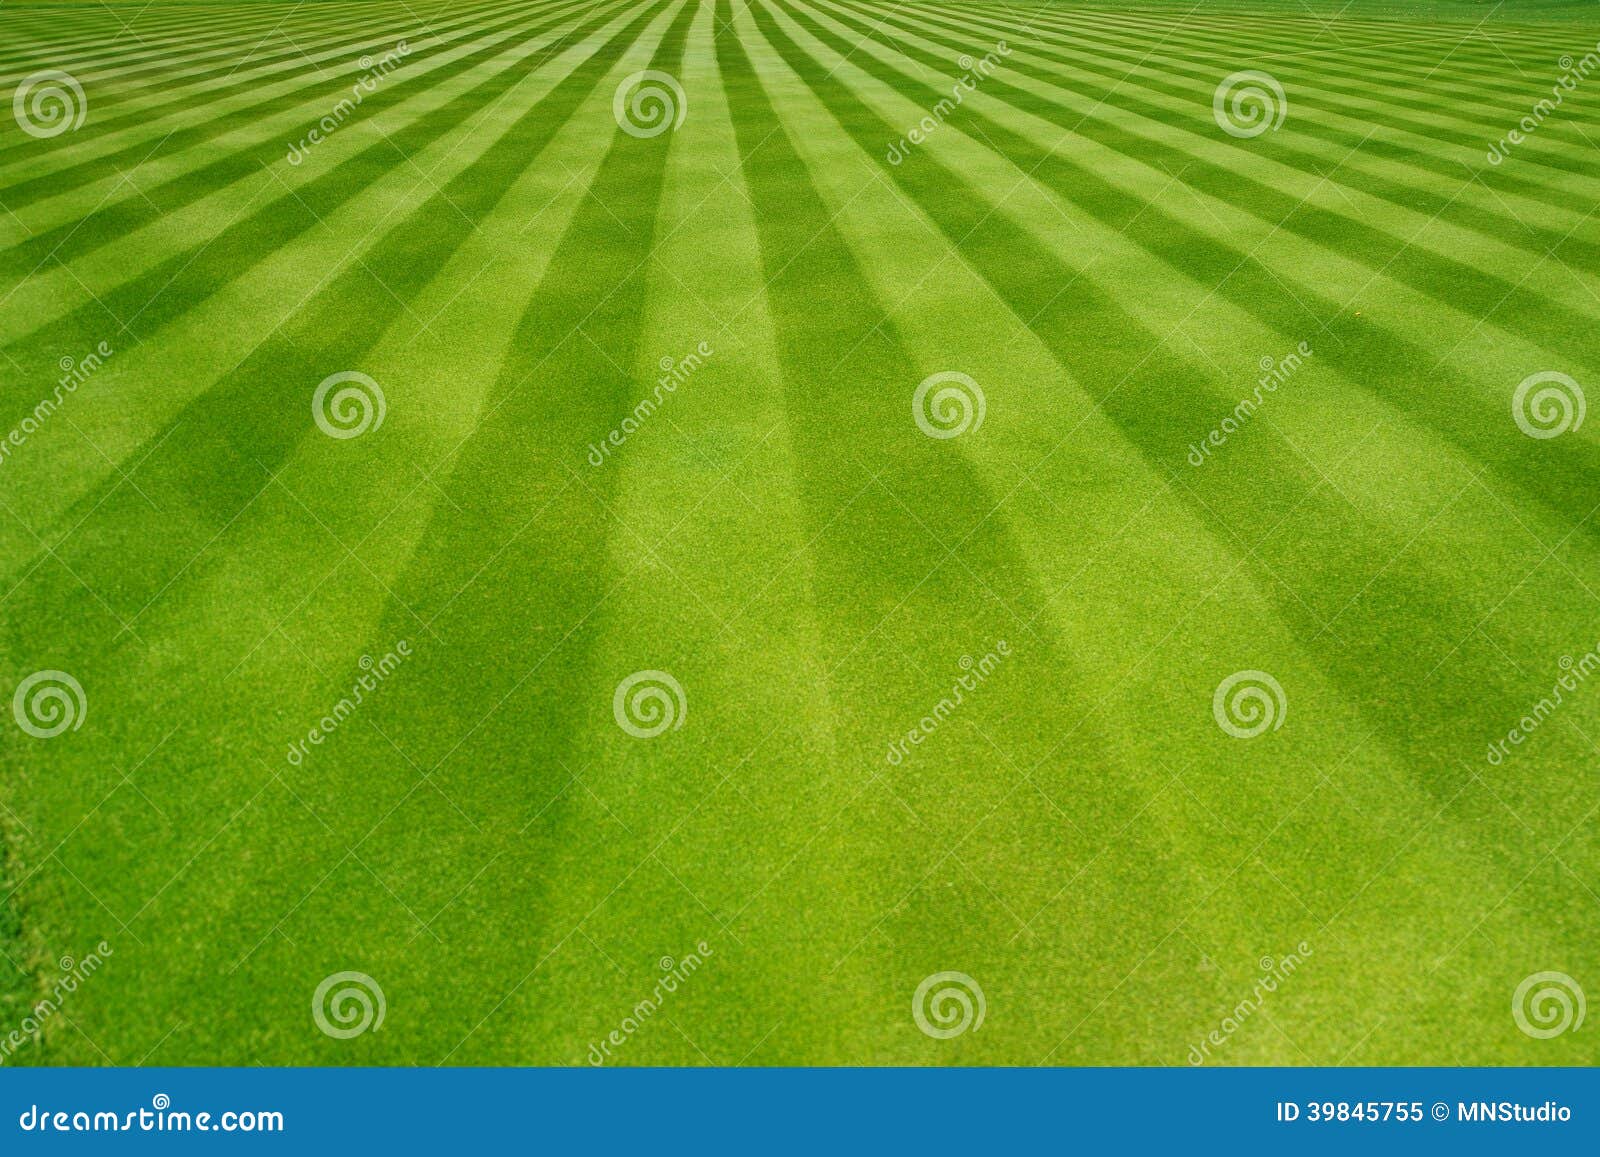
xmin=1 ymin=0 xmax=1597 ymax=1065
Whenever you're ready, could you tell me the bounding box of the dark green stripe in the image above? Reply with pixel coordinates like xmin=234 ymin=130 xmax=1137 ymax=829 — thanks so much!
xmin=814 ymin=0 xmax=1600 ymax=324
xmin=0 ymin=0 xmax=630 ymax=385
xmin=0 ymin=0 xmax=591 ymax=212
xmin=745 ymin=0 xmax=1587 ymax=821
xmin=0 ymin=0 xmax=558 ymax=164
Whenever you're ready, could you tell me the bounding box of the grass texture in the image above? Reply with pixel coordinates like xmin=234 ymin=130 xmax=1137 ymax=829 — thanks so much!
xmin=0 ymin=0 xmax=1598 ymax=1065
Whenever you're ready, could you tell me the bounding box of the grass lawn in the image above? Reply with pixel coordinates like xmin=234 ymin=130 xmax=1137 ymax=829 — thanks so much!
xmin=1 ymin=0 xmax=1597 ymax=1065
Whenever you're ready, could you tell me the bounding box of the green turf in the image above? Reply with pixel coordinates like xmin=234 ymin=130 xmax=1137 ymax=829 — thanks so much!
xmin=1 ymin=0 xmax=1597 ymax=1066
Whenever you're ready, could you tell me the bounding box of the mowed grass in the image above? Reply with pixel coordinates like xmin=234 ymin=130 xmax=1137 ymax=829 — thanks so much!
xmin=1 ymin=0 xmax=1598 ymax=1065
